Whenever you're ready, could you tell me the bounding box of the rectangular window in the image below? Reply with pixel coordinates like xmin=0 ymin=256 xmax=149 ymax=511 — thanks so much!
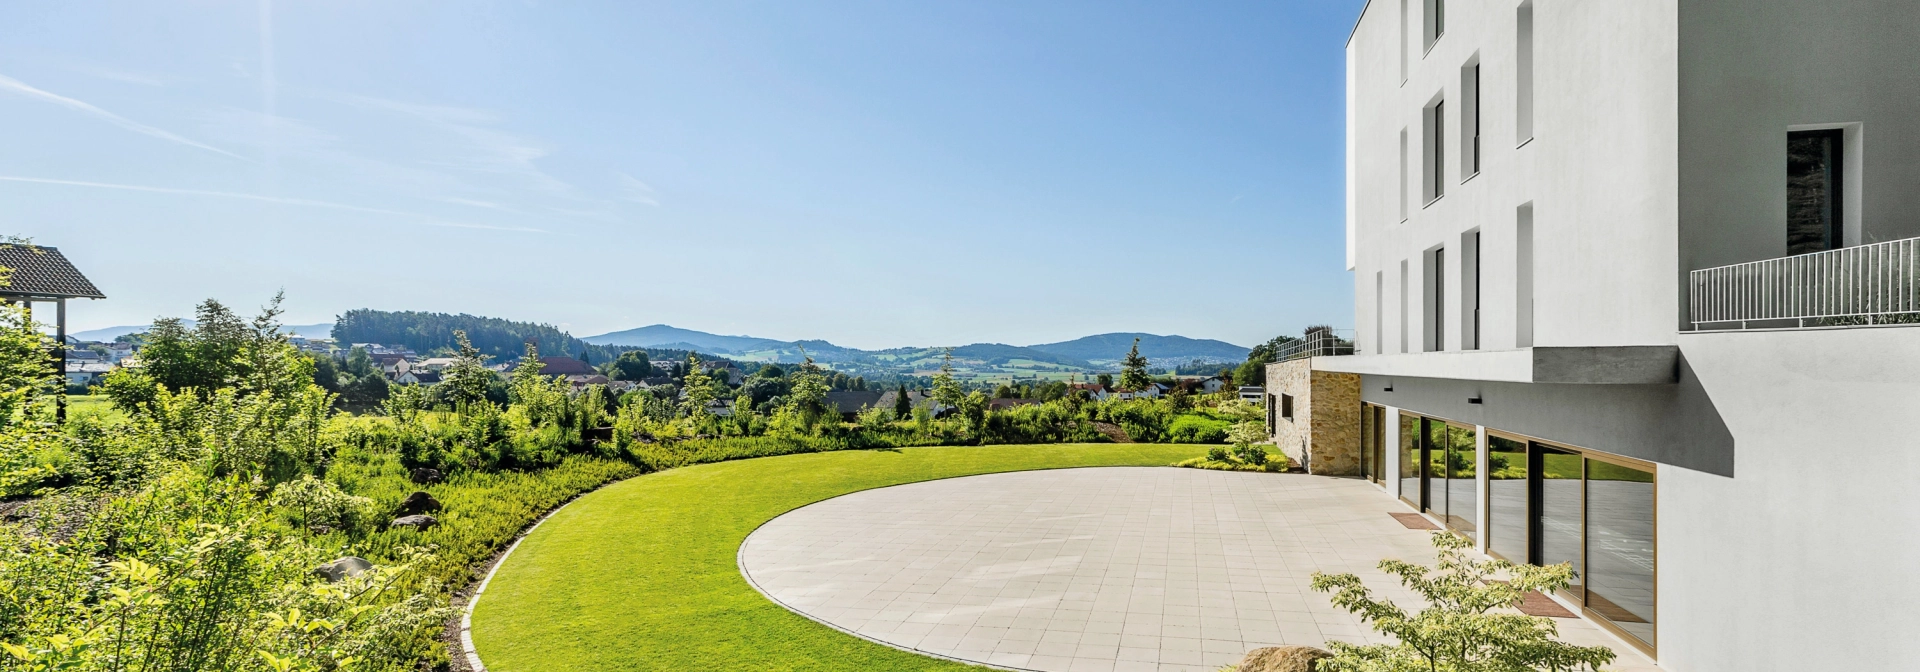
xmin=1516 ymin=1 xmax=1534 ymax=144
xmin=1400 ymin=413 xmax=1423 ymax=509
xmin=1400 ymin=0 xmax=1410 ymax=83
xmin=1585 ymin=456 xmax=1656 ymax=648
xmin=1375 ymin=271 xmax=1385 ymax=354
xmin=1399 ymin=259 xmax=1410 ymax=353
xmin=1426 ymin=247 xmax=1446 ymax=352
xmin=1424 ymin=0 xmax=1445 ymax=51
xmin=1281 ymin=394 xmax=1294 ymax=420
xmin=1400 ymin=128 xmax=1410 ymax=220
xmin=1486 ymin=435 xmax=1528 ymax=563
xmin=1463 ymin=62 xmax=1481 ymax=177
xmin=1787 ymin=128 xmax=1845 ymax=255
xmin=1462 ymin=230 xmax=1481 ymax=350
xmin=1424 ymin=100 xmax=1446 ymax=203
xmin=1517 ymin=203 xmax=1535 ymax=347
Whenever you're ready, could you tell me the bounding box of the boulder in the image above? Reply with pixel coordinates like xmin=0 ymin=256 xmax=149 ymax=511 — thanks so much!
xmin=409 ymin=467 xmax=442 ymax=485
xmin=396 ymin=491 xmax=442 ymax=516
xmin=313 ymin=556 xmax=373 ymax=583
xmin=1237 ymin=646 xmax=1333 ymax=672
xmin=391 ymin=514 xmax=438 ymax=530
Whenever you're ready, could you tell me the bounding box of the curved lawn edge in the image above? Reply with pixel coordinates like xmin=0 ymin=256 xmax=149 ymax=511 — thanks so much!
xmin=468 ymin=444 xmax=1209 ymax=671
xmin=732 ymin=465 xmax=1180 ymax=672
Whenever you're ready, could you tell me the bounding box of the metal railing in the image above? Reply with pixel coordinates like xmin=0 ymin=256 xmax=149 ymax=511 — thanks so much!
xmin=1690 ymin=236 xmax=1920 ymax=328
xmin=1276 ymin=329 xmax=1355 ymax=362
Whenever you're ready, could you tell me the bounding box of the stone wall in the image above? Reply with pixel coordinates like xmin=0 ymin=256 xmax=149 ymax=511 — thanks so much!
xmin=1265 ymin=360 xmax=1361 ymax=476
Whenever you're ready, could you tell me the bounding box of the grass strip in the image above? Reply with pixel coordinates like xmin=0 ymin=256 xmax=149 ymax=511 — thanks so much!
xmin=469 ymin=443 xmax=1206 ymax=671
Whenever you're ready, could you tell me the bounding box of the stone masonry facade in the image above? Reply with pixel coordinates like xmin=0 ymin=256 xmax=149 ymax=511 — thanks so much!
xmin=1266 ymin=360 xmax=1361 ymax=476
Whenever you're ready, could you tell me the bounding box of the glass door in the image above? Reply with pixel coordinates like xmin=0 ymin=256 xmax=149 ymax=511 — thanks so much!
xmin=1485 ymin=433 xmax=1528 ymax=563
xmin=1399 ymin=412 xmax=1423 ymax=509
xmin=1360 ymin=404 xmax=1374 ymax=481
xmin=1442 ymin=422 xmax=1477 ymax=535
xmin=1370 ymin=406 xmax=1387 ymax=484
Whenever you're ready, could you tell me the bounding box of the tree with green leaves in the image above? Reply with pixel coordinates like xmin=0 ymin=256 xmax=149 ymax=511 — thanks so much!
xmin=893 ymin=383 xmax=911 ymax=420
xmin=0 ymin=303 xmax=55 ymax=426
xmin=442 ymin=330 xmax=495 ymax=409
xmin=784 ymin=354 xmax=831 ymax=427
xmin=679 ymin=354 xmax=719 ymax=419
xmin=930 ymin=349 xmax=965 ymax=415
xmin=1118 ymin=338 xmax=1151 ymax=391
xmin=1310 ymin=532 xmax=1617 ymax=672
xmin=610 ymin=350 xmax=653 ymax=381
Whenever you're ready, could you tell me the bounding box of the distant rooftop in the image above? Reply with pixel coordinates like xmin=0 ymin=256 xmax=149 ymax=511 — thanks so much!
xmin=0 ymin=244 xmax=105 ymax=300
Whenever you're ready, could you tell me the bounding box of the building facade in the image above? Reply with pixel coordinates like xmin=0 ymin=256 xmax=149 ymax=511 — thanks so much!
xmin=1308 ymin=1 xmax=1920 ymax=670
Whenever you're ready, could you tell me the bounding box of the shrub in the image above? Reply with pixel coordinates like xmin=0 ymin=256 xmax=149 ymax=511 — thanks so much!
xmin=1310 ymin=532 xmax=1617 ymax=672
xmin=1166 ymin=414 xmax=1230 ymax=443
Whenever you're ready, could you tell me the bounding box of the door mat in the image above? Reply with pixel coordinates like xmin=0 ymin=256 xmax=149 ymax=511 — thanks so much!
xmin=1510 ymin=588 xmax=1577 ymax=618
xmin=1389 ymin=512 xmax=1438 ymax=530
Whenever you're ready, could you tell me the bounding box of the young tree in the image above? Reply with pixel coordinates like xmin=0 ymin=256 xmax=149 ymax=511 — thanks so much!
xmin=784 ymin=354 xmax=831 ymax=426
xmin=680 ymin=354 xmax=719 ymax=419
xmin=1095 ymin=372 xmax=1114 ymax=389
xmin=1118 ymin=338 xmax=1151 ymax=391
xmin=442 ymin=329 xmax=494 ymax=408
xmin=0 ymin=304 xmax=55 ymax=425
xmin=893 ymin=383 xmax=911 ymax=420
xmin=931 ymin=349 xmax=965 ymax=414
xmin=1310 ymin=532 xmax=1617 ymax=672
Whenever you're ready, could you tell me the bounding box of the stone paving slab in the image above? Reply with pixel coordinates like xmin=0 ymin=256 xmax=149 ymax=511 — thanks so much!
xmin=739 ymin=467 xmax=1658 ymax=672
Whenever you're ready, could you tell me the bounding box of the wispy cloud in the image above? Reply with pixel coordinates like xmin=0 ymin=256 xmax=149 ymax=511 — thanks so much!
xmin=617 ymin=173 xmax=660 ymax=206
xmin=313 ymin=90 xmax=577 ymax=195
xmin=68 ymin=64 xmax=167 ymax=87
xmin=0 ymin=175 xmax=544 ymax=233
xmin=0 ymin=73 xmax=250 ymax=161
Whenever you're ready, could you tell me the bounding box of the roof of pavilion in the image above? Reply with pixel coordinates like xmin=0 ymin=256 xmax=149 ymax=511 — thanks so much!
xmin=0 ymin=245 xmax=105 ymax=300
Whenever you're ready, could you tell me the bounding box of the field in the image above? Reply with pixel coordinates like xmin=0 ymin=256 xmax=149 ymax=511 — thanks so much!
xmin=469 ymin=443 xmax=1209 ymax=671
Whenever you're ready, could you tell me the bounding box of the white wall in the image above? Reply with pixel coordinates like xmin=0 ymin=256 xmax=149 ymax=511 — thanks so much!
xmin=1661 ymin=326 xmax=1920 ymax=671
xmin=1349 ymin=0 xmax=1679 ymax=354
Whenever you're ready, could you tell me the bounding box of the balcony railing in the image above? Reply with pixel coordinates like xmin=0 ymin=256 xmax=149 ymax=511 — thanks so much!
xmin=1276 ymin=329 xmax=1355 ymax=362
xmin=1690 ymin=236 xmax=1920 ymax=328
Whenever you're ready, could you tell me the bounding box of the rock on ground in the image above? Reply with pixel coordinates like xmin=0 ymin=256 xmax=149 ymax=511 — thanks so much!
xmin=314 ymin=556 xmax=373 ymax=582
xmin=391 ymin=514 xmax=439 ymax=530
xmin=397 ymin=491 xmax=442 ymax=516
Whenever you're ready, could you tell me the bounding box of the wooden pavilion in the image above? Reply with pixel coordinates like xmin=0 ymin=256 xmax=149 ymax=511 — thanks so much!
xmin=0 ymin=244 xmax=106 ymax=422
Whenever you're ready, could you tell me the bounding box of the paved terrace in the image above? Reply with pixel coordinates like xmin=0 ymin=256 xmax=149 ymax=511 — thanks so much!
xmin=740 ymin=467 xmax=1657 ymax=672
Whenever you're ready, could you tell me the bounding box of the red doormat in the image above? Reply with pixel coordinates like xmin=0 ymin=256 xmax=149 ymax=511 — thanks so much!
xmin=1511 ymin=589 xmax=1577 ymax=618
xmin=1389 ymin=512 xmax=1438 ymax=530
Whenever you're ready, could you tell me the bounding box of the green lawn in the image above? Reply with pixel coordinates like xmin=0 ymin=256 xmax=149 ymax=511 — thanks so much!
xmin=63 ymin=394 xmax=125 ymax=422
xmin=469 ymin=443 xmax=1207 ymax=671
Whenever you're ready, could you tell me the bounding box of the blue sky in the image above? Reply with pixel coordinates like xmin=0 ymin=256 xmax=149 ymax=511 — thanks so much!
xmin=6 ymin=0 xmax=1363 ymax=349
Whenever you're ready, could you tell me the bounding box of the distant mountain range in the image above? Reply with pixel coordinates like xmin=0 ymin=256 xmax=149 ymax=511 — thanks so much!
xmin=581 ymin=325 xmax=1249 ymax=367
xmin=1028 ymin=333 xmax=1251 ymax=365
xmin=70 ymin=321 xmax=335 ymax=342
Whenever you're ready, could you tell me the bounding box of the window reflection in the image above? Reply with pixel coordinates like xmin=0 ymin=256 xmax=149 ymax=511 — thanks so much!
xmin=1538 ymin=445 xmax=1582 ymax=597
xmin=1486 ymin=435 xmax=1527 ymax=562
xmin=1400 ymin=414 xmax=1421 ymax=508
xmin=1445 ymin=424 xmax=1477 ymax=534
xmin=1585 ymin=458 xmax=1656 ymax=647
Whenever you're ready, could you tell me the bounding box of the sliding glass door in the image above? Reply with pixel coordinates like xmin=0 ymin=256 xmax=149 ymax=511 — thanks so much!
xmin=1584 ymin=455 xmax=1656 ymax=647
xmin=1486 ymin=434 xmax=1529 ymax=563
xmin=1399 ymin=412 xmax=1423 ymax=509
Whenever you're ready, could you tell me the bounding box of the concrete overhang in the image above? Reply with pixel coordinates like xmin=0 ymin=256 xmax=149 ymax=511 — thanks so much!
xmin=1307 ymin=346 xmax=1679 ymax=385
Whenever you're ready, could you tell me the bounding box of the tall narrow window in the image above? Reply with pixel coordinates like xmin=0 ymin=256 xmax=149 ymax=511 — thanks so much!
xmin=1424 ymin=0 xmax=1446 ymax=51
xmin=1516 ymin=2 xmax=1534 ymax=144
xmin=1424 ymin=101 xmax=1446 ymax=203
xmin=1462 ymin=62 xmax=1481 ymax=177
xmin=1400 ymin=0 xmax=1410 ymax=83
xmin=1375 ymin=271 xmax=1385 ymax=354
xmin=1400 ymin=128 xmax=1410 ymax=220
xmin=1517 ymin=204 xmax=1535 ymax=347
xmin=1434 ymin=248 xmax=1445 ymax=351
xmin=1436 ymin=101 xmax=1443 ymax=197
xmin=1787 ymin=129 xmax=1845 ymax=255
xmin=1462 ymin=231 xmax=1481 ymax=350
xmin=1426 ymin=247 xmax=1446 ymax=352
xmin=1399 ymin=259 xmax=1410 ymax=353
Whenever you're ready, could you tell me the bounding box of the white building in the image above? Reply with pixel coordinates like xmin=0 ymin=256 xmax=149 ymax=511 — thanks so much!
xmin=1280 ymin=2 xmax=1920 ymax=670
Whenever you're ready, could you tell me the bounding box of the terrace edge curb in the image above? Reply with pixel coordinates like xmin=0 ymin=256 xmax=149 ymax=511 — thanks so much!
xmin=459 ymin=481 xmax=610 ymax=672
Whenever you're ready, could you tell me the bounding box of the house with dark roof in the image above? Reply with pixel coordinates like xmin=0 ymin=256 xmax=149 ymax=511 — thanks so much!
xmin=538 ymin=356 xmax=597 ymax=376
xmin=825 ymin=390 xmax=886 ymax=421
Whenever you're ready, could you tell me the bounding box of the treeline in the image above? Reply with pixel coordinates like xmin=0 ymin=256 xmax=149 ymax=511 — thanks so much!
xmin=333 ymin=309 xmax=647 ymax=363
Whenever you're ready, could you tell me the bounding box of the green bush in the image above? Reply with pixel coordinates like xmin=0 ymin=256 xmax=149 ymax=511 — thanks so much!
xmin=1166 ymin=414 xmax=1230 ymax=443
